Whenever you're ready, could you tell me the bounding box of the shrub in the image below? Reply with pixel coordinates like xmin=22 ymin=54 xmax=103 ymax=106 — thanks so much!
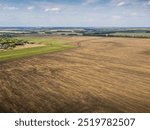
xmin=0 ymin=38 xmax=30 ymax=49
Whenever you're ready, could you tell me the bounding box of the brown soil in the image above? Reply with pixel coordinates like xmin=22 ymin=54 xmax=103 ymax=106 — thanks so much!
xmin=0 ymin=36 xmax=150 ymax=113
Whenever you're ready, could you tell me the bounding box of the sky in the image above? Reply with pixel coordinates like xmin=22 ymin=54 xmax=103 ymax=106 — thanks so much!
xmin=0 ymin=0 xmax=150 ymax=27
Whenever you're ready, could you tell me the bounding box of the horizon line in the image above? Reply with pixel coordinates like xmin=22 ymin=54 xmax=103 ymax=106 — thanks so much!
xmin=0 ymin=26 xmax=150 ymax=28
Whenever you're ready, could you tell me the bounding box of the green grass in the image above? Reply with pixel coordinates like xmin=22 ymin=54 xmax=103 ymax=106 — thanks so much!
xmin=16 ymin=36 xmax=71 ymax=45
xmin=0 ymin=36 xmax=74 ymax=62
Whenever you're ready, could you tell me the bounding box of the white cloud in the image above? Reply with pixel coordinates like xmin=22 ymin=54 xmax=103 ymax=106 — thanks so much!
xmin=148 ymin=1 xmax=150 ymax=5
xmin=44 ymin=8 xmax=50 ymax=12
xmin=82 ymin=0 xmax=98 ymax=5
xmin=51 ymin=8 xmax=61 ymax=11
xmin=44 ymin=7 xmax=61 ymax=12
xmin=112 ymin=15 xmax=121 ymax=20
xmin=3 ymin=6 xmax=18 ymax=10
xmin=27 ymin=6 xmax=35 ymax=10
xmin=117 ymin=2 xmax=125 ymax=7
xmin=130 ymin=12 xmax=137 ymax=16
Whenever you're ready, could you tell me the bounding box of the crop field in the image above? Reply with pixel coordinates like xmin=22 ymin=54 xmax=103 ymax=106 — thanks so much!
xmin=110 ymin=32 xmax=150 ymax=38
xmin=0 ymin=36 xmax=150 ymax=112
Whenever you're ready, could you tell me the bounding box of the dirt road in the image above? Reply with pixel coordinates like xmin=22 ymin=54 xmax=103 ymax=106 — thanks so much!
xmin=0 ymin=37 xmax=150 ymax=112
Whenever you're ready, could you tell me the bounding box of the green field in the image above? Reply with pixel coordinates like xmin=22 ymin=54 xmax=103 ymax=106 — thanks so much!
xmin=0 ymin=36 xmax=74 ymax=62
xmin=110 ymin=32 xmax=150 ymax=38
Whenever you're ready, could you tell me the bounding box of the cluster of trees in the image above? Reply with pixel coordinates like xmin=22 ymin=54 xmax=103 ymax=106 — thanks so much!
xmin=0 ymin=38 xmax=30 ymax=49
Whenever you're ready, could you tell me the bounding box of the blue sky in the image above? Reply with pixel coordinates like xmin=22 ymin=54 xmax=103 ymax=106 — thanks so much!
xmin=0 ymin=0 xmax=150 ymax=27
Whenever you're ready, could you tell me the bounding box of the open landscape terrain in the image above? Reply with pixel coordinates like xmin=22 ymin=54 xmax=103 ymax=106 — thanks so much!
xmin=0 ymin=36 xmax=150 ymax=112
xmin=0 ymin=36 xmax=74 ymax=62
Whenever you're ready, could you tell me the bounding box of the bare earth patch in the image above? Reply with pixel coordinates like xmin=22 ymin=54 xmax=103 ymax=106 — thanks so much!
xmin=0 ymin=36 xmax=150 ymax=113
xmin=15 ymin=44 xmax=45 ymax=50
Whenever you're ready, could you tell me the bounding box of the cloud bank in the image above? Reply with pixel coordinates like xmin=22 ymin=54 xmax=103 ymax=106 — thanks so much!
xmin=0 ymin=0 xmax=149 ymax=27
